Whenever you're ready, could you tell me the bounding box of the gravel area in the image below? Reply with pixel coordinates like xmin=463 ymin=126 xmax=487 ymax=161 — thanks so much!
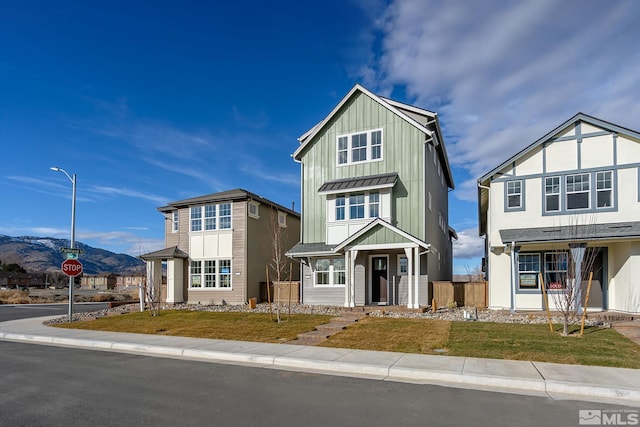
xmin=44 ymin=302 xmax=611 ymax=327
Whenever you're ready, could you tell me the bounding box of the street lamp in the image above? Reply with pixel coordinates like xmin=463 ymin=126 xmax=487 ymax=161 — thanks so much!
xmin=50 ymin=166 xmax=76 ymax=322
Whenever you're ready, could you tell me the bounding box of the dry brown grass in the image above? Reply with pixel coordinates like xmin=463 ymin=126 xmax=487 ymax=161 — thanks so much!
xmin=319 ymin=317 xmax=450 ymax=353
xmin=55 ymin=310 xmax=333 ymax=343
xmin=0 ymin=290 xmax=31 ymax=304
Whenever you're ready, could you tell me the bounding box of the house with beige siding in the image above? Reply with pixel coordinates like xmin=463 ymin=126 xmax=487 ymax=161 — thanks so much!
xmin=286 ymin=84 xmax=455 ymax=308
xmin=479 ymin=113 xmax=640 ymax=314
xmin=141 ymin=189 xmax=300 ymax=305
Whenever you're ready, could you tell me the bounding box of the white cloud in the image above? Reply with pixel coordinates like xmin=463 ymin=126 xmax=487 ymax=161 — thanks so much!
xmin=452 ymin=227 xmax=484 ymax=260
xmin=91 ymin=185 xmax=169 ymax=205
xmin=364 ymin=0 xmax=640 ymax=186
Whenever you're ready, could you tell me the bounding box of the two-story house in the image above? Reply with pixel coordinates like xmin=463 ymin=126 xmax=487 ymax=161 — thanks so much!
xmin=286 ymin=84 xmax=455 ymax=308
xmin=478 ymin=113 xmax=640 ymax=314
xmin=141 ymin=189 xmax=300 ymax=305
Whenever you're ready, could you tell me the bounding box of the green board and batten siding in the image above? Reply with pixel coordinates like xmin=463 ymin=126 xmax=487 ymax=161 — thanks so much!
xmin=300 ymin=91 xmax=426 ymax=243
xmin=351 ymin=225 xmax=414 ymax=247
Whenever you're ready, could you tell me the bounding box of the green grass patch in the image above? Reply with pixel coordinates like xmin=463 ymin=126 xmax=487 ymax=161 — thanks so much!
xmin=446 ymin=321 xmax=640 ymax=368
xmin=319 ymin=317 xmax=450 ymax=353
xmin=55 ymin=310 xmax=333 ymax=343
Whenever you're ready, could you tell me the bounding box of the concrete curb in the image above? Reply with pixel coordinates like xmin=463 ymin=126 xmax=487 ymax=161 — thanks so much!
xmin=2 ymin=330 xmax=639 ymax=405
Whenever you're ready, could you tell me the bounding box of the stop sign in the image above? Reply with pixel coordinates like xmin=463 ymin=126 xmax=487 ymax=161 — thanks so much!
xmin=61 ymin=259 xmax=83 ymax=277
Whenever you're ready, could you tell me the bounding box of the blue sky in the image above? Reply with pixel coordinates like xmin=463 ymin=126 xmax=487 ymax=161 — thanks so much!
xmin=1 ymin=1 xmax=639 ymax=274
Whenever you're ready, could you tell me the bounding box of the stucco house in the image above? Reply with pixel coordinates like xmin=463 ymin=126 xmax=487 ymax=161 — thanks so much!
xmin=478 ymin=113 xmax=640 ymax=314
xmin=141 ymin=189 xmax=300 ymax=305
xmin=286 ymin=84 xmax=455 ymax=308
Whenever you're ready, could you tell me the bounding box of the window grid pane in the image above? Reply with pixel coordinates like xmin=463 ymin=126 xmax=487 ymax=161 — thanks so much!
xmin=369 ymin=192 xmax=380 ymax=217
xmin=204 ymin=260 xmax=216 ymax=287
xmin=190 ymin=207 xmax=202 ymax=231
xmin=336 ymin=196 xmax=345 ymax=221
xmin=566 ymin=174 xmax=590 ymax=210
xmin=219 ymin=203 xmax=232 ymax=229
xmin=338 ymin=136 xmax=348 ymax=164
xmin=371 ymin=130 xmax=382 ymax=160
xmin=596 ymin=171 xmax=613 ymax=208
xmin=507 ymin=181 xmax=522 ymax=208
xmin=219 ymin=260 xmax=231 ymax=288
xmin=349 ymin=194 xmax=365 ymax=219
xmin=204 ymin=204 xmax=216 ymax=230
xmin=351 ymin=133 xmax=367 ymax=162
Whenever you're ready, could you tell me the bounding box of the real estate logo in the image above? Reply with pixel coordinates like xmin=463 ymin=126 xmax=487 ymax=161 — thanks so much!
xmin=579 ymin=409 xmax=639 ymax=426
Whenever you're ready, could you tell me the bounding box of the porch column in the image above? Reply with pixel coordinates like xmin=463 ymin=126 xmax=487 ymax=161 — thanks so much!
xmin=413 ymin=247 xmax=420 ymax=309
xmin=344 ymin=251 xmax=351 ymax=307
xmin=166 ymin=258 xmax=184 ymax=304
xmin=570 ymin=244 xmax=587 ymax=313
xmin=350 ymin=250 xmax=357 ymax=307
xmin=405 ymin=247 xmax=413 ymax=308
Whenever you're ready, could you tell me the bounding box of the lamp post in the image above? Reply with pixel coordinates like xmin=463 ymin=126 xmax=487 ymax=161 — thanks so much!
xmin=50 ymin=167 xmax=76 ymax=322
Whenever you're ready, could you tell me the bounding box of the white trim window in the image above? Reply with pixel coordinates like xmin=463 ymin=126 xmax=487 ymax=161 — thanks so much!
xmin=336 ymin=129 xmax=383 ymax=166
xmin=518 ymin=253 xmax=540 ymax=290
xmin=335 ymin=192 xmax=381 ymax=221
xmin=506 ymin=180 xmax=522 ymax=209
xmin=172 ymin=211 xmax=179 ymax=233
xmin=596 ymin=171 xmax=613 ymax=208
xmin=545 ymin=176 xmax=561 ymax=212
xmin=398 ymin=255 xmax=408 ymax=275
xmin=278 ymin=212 xmax=287 ymax=228
xmin=190 ymin=259 xmax=232 ymax=289
xmin=566 ymin=173 xmax=590 ymax=210
xmin=314 ymin=258 xmax=345 ymax=286
xmin=191 ymin=203 xmax=232 ymax=232
xmin=190 ymin=207 xmax=202 ymax=232
xmin=336 ymin=196 xmax=346 ymax=221
xmin=248 ymin=202 xmax=260 ymax=219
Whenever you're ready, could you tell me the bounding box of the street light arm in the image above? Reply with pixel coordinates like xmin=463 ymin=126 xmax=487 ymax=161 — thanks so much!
xmin=50 ymin=166 xmax=74 ymax=183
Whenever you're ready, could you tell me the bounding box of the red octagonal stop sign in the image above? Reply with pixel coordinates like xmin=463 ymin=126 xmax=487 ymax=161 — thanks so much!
xmin=61 ymin=259 xmax=83 ymax=277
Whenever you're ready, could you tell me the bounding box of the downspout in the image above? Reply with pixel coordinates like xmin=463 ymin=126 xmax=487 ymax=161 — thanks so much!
xmin=293 ymin=155 xmax=304 ymax=304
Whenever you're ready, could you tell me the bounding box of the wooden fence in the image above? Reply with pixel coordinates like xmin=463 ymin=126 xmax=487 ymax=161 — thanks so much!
xmin=260 ymin=281 xmax=300 ymax=304
xmin=431 ymin=281 xmax=487 ymax=308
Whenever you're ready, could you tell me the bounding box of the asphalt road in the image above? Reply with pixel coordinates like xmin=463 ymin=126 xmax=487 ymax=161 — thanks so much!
xmin=0 ymin=341 xmax=631 ymax=427
xmin=0 ymin=303 xmax=108 ymax=322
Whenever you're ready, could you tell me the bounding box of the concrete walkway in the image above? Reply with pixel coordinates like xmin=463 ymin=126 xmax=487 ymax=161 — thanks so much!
xmin=1 ymin=316 xmax=639 ymax=406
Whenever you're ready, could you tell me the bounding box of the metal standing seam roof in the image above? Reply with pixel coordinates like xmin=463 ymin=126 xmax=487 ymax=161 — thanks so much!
xmin=499 ymin=221 xmax=640 ymax=244
xmin=285 ymin=242 xmax=335 ymax=256
xmin=317 ymin=173 xmax=398 ymax=194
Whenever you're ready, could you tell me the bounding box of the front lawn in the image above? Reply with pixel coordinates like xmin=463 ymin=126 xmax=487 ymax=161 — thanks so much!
xmin=319 ymin=317 xmax=640 ymax=369
xmin=55 ymin=310 xmax=332 ymax=343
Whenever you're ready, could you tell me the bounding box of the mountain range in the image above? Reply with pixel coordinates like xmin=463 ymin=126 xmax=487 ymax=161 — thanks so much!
xmin=0 ymin=235 xmax=146 ymax=275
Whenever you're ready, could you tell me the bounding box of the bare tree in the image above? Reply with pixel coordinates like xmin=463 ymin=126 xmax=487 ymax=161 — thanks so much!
xmin=544 ymin=218 xmax=599 ymax=336
xmin=143 ymin=263 xmax=161 ymax=317
xmin=266 ymin=207 xmax=291 ymax=323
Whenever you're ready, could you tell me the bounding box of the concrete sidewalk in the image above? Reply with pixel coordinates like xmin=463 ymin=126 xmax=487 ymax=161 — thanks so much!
xmin=1 ymin=316 xmax=639 ymax=406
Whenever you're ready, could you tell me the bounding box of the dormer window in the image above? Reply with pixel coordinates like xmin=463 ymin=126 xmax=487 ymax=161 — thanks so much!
xmin=336 ymin=129 xmax=383 ymax=166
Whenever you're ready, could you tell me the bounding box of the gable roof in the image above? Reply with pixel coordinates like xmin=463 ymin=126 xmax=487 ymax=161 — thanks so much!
xmin=478 ymin=112 xmax=640 ymax=185
xmin=158 ymin=188 xmax=299 ymax=217
xmin=333 ymin=218 xmax=430 ymax=252
xmin=293 ymin=83 xmax=454 ymax=189
xmin=477 ymin=112 xmax=640 ymax=236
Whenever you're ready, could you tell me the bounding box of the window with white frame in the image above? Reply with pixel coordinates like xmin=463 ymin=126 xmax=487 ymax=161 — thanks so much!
xmin=336 ymin=196 xmax=346 ymax=220
xmin=219 ymin=203 xmax=232 ymax=229
xmin=278 ymin=212 xmax=287 ymax=227
xmin=518 ymin=253 xmax=540 ymax=290
xmin=506 ymin=180 xmax=522 ymax=209
xmin=545 ymin=176 xmax=560 ymax=212
xmin=191 ymin=203 xmax=232 ymax=231
xmin=190 ymin=207 xmax=202 ymax=232
xmin=172 ymin=211 xmax=179 ymax=232
xmin=204 ymin=204 xmax=216 ymax=230
xmin=335 ymin=192 xmax=381 ymax=221
xmin=248 ymin=202 xmax=259 ymax=219
xmin=596 ymin=171 xmax=613 ymax=208
xmin=349 ymin=194 xmax=365 ymax=219
xmin=398 ymin=255 xmax=408 ymax=275
xmin=190 ymin=259 xmax=232 ymax=289
xmin=566 ymin=173 xmax=590 ymax=210
xmin=369 ymin=192 xmax=379 ymax=218
xmin=314 ymin=258 xmax=345 ymax=286
xmin=336 ymin=129 xmax=383 ymax=165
